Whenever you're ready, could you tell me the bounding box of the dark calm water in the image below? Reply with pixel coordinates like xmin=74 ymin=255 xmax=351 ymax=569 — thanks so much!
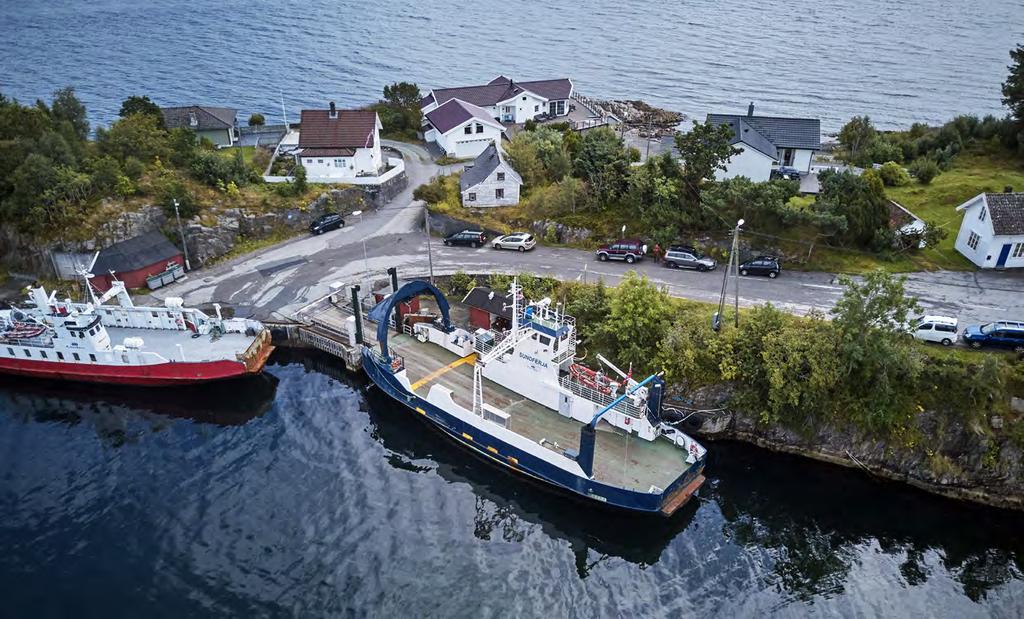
xmin=1 ymin=0 xmax=1022 ymax=131
xmin=0 ymin=350 xmax=1022 ymax=617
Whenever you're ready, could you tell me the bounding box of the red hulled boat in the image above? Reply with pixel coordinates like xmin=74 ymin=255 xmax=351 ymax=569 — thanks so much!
xmin=0 ymin=279 xmax=273 ymax=386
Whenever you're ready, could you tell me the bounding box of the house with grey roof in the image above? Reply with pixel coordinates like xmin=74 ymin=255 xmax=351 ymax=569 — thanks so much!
xmin=459 ymin=142 xmax=522 ymax=207
xmin=954 ymin=191 xmax=1024 ymax=269
xmin=707 ymin=103 xmax=821 ymax=182
xmin=423 ymin=99 xmax=506 ymax=159
xmin=161 ymin=105 xmax=238 ymax=147
xmin=421 ymin=75 xmax=574 ymax=125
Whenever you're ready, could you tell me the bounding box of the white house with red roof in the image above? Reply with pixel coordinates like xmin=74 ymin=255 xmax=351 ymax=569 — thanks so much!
xmin=296 ymin=102 xmax=382 ymax=181
xmin=421 ymin=76 xmax=574 ymax=125
xmin=422 ymin=99 xmax=506 ymax=159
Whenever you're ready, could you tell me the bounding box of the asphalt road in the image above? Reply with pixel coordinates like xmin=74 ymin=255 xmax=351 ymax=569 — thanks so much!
xmin=152 ymin=145 xmax=1024 ymax=328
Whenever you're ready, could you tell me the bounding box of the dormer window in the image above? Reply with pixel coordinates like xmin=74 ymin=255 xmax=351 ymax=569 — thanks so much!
xmin=188 ymin=112 xmax=198 ymax=127
xmin=464 ymin=125 xmax=472 ymax=135
xmin=475 ymin=123 xmax=483 ymax=134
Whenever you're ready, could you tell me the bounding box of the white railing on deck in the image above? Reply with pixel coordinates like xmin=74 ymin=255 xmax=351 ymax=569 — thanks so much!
xmin=559 ymin=375 xmax=644 ymax=418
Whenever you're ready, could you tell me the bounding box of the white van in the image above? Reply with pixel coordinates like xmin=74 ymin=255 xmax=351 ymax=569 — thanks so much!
xmin=911 ymin=315 xmax=959 ymax=346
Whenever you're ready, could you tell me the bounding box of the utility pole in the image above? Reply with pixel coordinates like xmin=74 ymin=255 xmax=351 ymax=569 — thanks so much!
xmin=714 ymin=219 xmax=744 ymax=331
xmin=423 ymin=204 xmax=435 ymax=285
xmin=173 ymin=199 xmax=192 ymax=271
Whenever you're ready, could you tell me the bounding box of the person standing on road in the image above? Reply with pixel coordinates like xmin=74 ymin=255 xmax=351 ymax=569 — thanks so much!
xmin=652 ymin=243 xmax=662 ymax=264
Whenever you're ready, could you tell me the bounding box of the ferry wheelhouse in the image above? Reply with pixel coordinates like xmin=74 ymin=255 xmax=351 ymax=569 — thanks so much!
xmin=361 ymin=279 xmax=707 ymax=515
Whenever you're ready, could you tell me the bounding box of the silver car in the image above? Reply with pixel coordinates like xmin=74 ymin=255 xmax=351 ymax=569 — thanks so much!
xmin=492 ymin=233 xmax=537 ymax=252
xmin=664 ymin=249 xmax=717 ymax=272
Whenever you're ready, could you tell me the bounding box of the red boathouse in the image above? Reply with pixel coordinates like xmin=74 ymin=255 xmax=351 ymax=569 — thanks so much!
xmin=90 ymin=231 xmax=183 ymax=292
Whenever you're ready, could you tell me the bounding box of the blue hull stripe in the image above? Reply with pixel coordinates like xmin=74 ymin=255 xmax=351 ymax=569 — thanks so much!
xmin=362 ymin=350 xmax=705 ymax=514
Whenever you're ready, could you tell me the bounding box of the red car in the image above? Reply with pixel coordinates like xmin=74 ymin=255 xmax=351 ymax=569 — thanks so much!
xmin=595 ymin=239 xmax=648 ymax=264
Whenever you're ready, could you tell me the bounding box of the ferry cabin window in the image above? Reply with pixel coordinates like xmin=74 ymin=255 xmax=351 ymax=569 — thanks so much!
xmin=89 ymin=354 xmax=96 ymax=362
xmin=23 ymin=349 xmax=30 ymax=358
xmin=6 ymin=347 xmax=12 ymax=355
xmin=538 ymin=335 xmax=551 ymax=347
xmin=57 ymin=352 xmax=64 ymax=360
xmin=73 ymin=352 xmax=80 ymax=361
xmin=151 ymin=312 xmax=159 ymax=318
xmin=40 ymin=351 xmax=47 ymax=359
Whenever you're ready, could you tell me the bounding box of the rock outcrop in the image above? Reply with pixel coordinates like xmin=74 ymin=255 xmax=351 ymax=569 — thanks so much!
xmin=675 ymin=384 xmax=1024 ymax=511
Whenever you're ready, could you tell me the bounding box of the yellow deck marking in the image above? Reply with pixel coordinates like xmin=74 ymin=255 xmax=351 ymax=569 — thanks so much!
xmin=409 ymin=353 xmax=477 ymax=391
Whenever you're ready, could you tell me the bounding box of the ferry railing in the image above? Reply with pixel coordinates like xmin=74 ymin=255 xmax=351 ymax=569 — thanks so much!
xmin=559 ymin=375 xmax=644 ymax=418
xmin=366 ymin=346 xmax=405 ymax=374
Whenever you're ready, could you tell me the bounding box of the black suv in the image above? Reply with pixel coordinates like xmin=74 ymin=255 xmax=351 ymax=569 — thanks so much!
xmin=310 ymin=213 xmax=345 ymax=235
xmin=595 ymin=239 xmax=647 ymax=264
xmin=739 ymin=256 xmax=781 ymax=278
xmin=443 ymin=230 xmax=488 ymax=247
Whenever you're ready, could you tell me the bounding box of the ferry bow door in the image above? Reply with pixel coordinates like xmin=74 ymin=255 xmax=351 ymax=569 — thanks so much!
xmin=558 ymin=392 xmax=572 ymax=418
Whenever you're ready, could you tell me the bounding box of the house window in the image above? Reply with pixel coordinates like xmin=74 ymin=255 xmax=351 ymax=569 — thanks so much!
xmin=522 ymin=96 xmax=527 ymax=101
xmin=967 ymin=231 xmax=981 ymax=250
xmin=979 ymin=206 xmax=987 ymax=222
xmin=1013 ymin=242 xmax=1024 ymax=258
xmin=306 ymin=158 xmax=313 ymax=164
xmin=556 ymin=100 xmax=565 ymax=115
xmin=475 ymin=123 xmax=483 ymax=134
xmin=534 ymin=105 xmax=539 ymax=112
xmin=317 ymin=159 xmax=324 ymax=164
xmin=495 ymin=188 xmax=504 ymax=199
xmin=497 ymin=172 xmax=505 ymax=181
xmin=464 ymin=125 xmax=473 ymax=135
xmin=334 ymin=159 xmax=345 ymax=167
xmin=467 ymin=193 xmax=476 ymax=201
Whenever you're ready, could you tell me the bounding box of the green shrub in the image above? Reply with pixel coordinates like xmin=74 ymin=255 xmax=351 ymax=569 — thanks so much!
xmin=908 ymin=158 xmax=940 ymax=184
xmin=879 ymin=161 xmax=911 ymax=186
xmin=157 ymin=178 xmax=199 ymax=219
xmin=413 ymin=176 xmax=450 ymax=204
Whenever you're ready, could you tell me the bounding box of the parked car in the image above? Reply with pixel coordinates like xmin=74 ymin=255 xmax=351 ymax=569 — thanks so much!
xmin=443 ymin=230 xmax=488 ymax=247
xmin=309 ymin=213 xmax=345 ymax=235
xmin=770 ymin=166 xmax=802 ymax=181
xmin=595 ymin=239 xmax=648 ymax=264
xmin=962 ymin=321 xmax=1024 ymax=352
xmin=664 ymin=247 xmax=717 ymax=271
xmin=492 ymin=233 xmax=536 ymax=252
xmin=911 ymin=315 xmax=959 ymax=346
xmin=739 ymin=256 xmax=781 ymax=278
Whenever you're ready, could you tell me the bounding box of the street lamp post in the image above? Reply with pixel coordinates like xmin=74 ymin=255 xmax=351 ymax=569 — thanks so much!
xmin=173 ymin=199 xmax=192 ymax=271
xmin=351 ymin=210 xmax=370 ymax=280
xmin=714 ymin=218 xmax=744 ymax=331
xmin=423 ymin=204 xmax=435 ymax=285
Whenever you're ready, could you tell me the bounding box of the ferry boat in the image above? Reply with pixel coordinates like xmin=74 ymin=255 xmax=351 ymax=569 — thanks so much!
xmin=0 ymin=278 xmax=273 ymax=386
xmin=361 ymin=279 xmax=707 ymax=516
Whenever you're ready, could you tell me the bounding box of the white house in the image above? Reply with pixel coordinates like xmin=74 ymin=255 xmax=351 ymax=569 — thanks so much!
xmin=707 ymin=103 xmax=821 ymax=182
xmin=954 ymin=192 xmax=1024 ymax=269
xmin=459 ymin=142 xmax=522 ymax=207
xmin=420 ymin=76 xmax=574 ymax=125
xmin=296 ymin=103 xmax=382 ymax=181
xmin=423 ymin=99 xmax=506 ymax=159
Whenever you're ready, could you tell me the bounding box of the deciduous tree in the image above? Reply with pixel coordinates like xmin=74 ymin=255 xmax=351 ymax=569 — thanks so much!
xmin=119 ymin=95 xmax=163 ymax=126
xmin=673 ymin=120 xmax=740 ymax=208
xmin=838 ymin=116 xmax=877 ymax=166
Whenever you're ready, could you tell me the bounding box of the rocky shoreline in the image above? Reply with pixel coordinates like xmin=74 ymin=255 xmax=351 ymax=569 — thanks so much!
xmin=680 ymin=384 xmax=1024 ymax=512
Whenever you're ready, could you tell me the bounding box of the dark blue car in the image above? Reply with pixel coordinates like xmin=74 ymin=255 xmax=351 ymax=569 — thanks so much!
xmin=962 ymin=321 xmax=1024 ymax=352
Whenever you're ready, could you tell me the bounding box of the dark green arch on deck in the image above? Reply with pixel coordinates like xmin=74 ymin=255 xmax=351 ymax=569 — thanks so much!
xmin=367 ymin=280 xmax=452 ymax=360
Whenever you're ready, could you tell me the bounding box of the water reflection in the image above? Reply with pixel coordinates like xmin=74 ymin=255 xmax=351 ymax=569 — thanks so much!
xmin=0 ymin=369 xmax=278 ymax=442
xmin=364 ymin=385 xmax=696 ymax=576
xmin=364 ymin=373 xmax=1024 ymax=598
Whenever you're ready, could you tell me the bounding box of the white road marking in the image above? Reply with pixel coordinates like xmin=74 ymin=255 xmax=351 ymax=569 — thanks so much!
xmin=801 ymin=283 xmax=844 ymax=291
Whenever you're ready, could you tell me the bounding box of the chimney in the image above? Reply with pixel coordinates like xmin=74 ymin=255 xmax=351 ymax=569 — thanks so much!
xmin=747 ymin=102 xmax=755 ymax=117
xmin=329 ymin=101 xmax=337 ymax=119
